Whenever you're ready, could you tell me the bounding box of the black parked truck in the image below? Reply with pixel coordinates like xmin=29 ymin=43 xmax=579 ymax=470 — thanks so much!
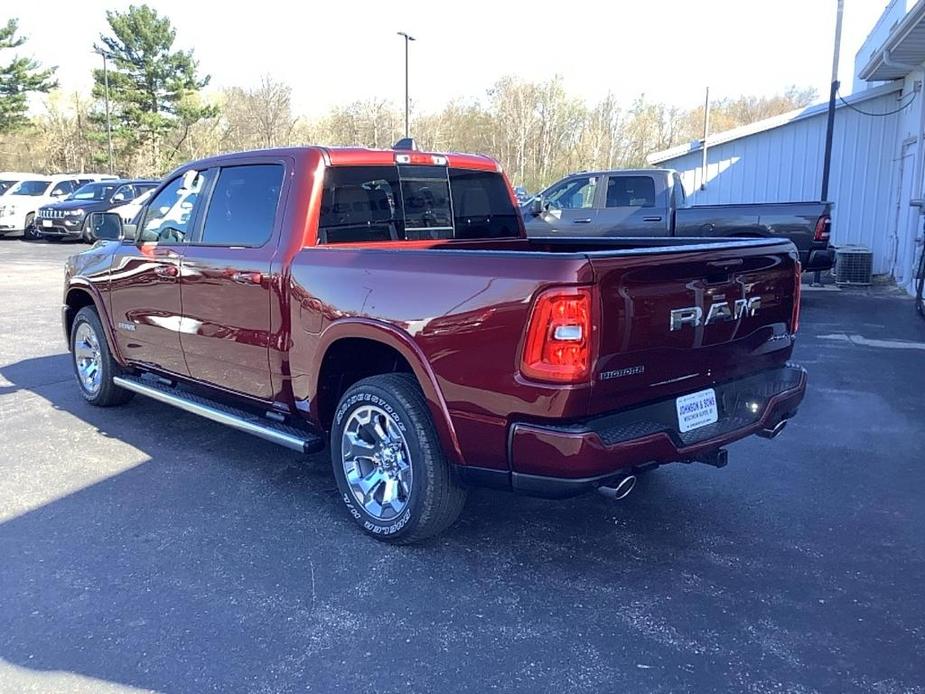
xmin=523 ymin=168 xmax=834 ymax=272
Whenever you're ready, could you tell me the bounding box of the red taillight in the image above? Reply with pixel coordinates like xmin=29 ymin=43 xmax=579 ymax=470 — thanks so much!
xmin=792 ymin=261 xmax=802 ymax=334
xmin=521 ymin=287 xmax=593 ymax=383
xmin=814 ymin=214 xmax=830 ymax=242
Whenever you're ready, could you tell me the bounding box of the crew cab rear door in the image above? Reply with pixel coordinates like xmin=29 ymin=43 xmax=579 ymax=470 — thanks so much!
xmin=178 ymin=159 xmax=288 ymax=400
xmin=586 ymin=239 xmax=798 ymax=416
xmin=595 ymin=173 xmax=670 ymax=236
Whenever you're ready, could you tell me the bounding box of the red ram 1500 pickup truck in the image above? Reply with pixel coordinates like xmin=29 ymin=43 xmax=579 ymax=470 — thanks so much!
xmin=64 ymin=145 xmax=806 ymax=543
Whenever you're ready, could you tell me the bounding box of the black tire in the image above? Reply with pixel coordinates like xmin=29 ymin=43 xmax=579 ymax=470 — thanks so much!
xmin=331 ymin=373 xmax=467 ymax=543
xmin=22 ymin=213 xmax=39 ymax=241
xmin=80 ymin=216 xmax=94 ymax=243
xmin=70 ymin=306 xmax=134 ymax=407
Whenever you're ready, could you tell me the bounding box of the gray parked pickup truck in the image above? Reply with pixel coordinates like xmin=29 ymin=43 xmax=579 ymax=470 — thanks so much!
xmin=523 ymin=169 xmax=834 ymax=272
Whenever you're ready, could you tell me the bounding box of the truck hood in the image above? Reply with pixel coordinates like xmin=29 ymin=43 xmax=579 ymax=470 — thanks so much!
xmin=43 ymin=199 xmax=109 ymax=213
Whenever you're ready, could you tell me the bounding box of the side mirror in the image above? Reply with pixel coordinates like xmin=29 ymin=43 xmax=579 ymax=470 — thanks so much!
xmin=52 ymin=191 xmax=68 ymax=198
xmin=528 ymin=197 xmax=544 ymax=216
xmin=89 ymin=212 xmax=124 ymax=241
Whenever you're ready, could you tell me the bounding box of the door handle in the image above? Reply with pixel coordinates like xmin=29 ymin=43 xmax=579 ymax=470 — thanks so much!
xmin=232 ymin=271 xmax=263 ymax=285
xmin=643 ymin=216 xmax=663 ymax=222
xmin=573 ymin=219 xmax=593 ymax=224
xmin=154 ymin=264 xmax=179 ymax=278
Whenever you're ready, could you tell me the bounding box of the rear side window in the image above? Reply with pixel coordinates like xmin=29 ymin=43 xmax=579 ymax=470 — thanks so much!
xmin=318 ymin=165 xmax=519 ymax=244
xmin=605 ymin=176 xmax=656 ymax=208
xmin=200 ymin=164 xmax=283 ymax=247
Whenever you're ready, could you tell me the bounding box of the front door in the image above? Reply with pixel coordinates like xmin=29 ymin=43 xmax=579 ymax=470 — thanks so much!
xmin=107 ymin=171 xmax=210 ymax=376
xmin=524 ymin=174 xmax=602 ymax=235
xmin=178 ymin=161 xmax=287 ymax=400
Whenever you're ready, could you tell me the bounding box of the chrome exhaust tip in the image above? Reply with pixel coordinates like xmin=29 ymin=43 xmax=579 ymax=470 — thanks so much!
xmin=758 ymin=418 xmax=789 ymax=439
xmin=597 ymin=475 xmax=637 ymax=501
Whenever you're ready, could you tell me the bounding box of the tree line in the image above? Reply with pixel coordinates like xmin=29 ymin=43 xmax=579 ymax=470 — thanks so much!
xmin=0 ymin=6 xmax=817 ymax=191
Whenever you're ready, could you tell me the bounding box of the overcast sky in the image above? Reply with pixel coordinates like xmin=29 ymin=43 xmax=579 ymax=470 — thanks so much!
xmin=14 ymin=0 xmax=889 ymax=117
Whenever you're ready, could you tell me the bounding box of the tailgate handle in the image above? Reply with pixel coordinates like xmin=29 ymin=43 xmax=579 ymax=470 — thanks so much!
xmin=707 ymin=258 xmax=744 ymax=269
xmin=643 ymin=216 xmax=663 ymax=222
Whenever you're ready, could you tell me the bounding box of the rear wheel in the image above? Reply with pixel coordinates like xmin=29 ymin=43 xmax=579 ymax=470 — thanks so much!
xmin=331 ymin=373 xmax=467 ymax=543
xmin=71 ymin=306 xmax=134 ymax=407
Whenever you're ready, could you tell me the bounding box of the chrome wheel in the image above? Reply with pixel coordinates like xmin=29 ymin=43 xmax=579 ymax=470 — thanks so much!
xmin=74 ymin=321 xmax=103 ymax=395
xmin=341 ymin=405 xmax=413 ymax=521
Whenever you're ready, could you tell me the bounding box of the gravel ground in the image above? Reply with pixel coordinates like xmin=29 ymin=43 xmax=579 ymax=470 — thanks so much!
xmin=0 ymin=236 xmax=923 ymax=693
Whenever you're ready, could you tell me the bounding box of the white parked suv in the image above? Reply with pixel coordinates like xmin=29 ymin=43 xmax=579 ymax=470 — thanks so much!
xmin=0 ymin=172 xmax=35 ymax=197
xmin=0 ymin=173 xmax=116 ymax=240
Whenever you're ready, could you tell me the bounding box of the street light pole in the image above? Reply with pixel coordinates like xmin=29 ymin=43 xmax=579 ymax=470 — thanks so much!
xmin=95 ymin=48 xmax=114 ymax=175
xmin=397 ymin=32 xmax=415 ymax=138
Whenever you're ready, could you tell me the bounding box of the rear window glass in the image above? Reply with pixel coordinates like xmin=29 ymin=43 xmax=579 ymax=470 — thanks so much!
xmin=318 ymin=165 xmax=519 ymax=244
xmin=605 ymin=176 xmax=656 ymax=208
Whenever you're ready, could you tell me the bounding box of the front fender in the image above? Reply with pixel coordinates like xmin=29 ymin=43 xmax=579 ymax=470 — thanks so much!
xmin=310 ymin=318 xmax=464 ymax=467
xmin=64 ymin=280 xmax=125 ymax=366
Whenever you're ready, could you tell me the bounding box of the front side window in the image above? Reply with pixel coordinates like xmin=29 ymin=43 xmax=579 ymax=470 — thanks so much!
xmin=319 ymin=165 xmax=520 ymax=244
xmin=51 ymin=180 xmax=78 ymax=197
xmin=544 ymin=176 xmax=598 ymax=210
xmin=139 ymin=171 xmax=211 ymax=244
xmin=11 ymin=180 xmax=51 ymax=196
xmin=111 ymin=184 xmax=135 ymax=203
xmin=605 ymin=176 xmax=656 ymax=208
xmin=0 ymin=180 xmax=16 ymax=195
xmin=199 ymin=164 xmax=283 ymax=247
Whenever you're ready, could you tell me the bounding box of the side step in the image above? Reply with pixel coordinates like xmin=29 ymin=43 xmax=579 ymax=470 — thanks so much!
xmin=113 ymin=375 xmax=325 ymax=454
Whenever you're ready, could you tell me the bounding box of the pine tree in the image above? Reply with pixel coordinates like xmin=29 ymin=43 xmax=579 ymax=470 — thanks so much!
xmin=0 ymin=18 xmax=57 ymax=133
xmin=93 ymin=4 xmax=216 ymax=174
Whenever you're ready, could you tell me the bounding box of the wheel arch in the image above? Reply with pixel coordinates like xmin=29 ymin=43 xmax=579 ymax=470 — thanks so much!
xmin=64 ymin=283 xmax=124 ymax=365
xmin=310 ymin=320 xmax=464 ymax=466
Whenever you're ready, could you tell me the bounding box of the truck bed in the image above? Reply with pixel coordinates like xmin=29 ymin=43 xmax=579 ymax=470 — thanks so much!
xmin=289 ymin=236 xmax=799 ymax=474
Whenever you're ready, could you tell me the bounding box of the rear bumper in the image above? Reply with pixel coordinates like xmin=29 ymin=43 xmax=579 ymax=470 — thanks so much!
xmin=800 ymin=245 xmax=835 ymax=272
xmin=508 ymin=364 xmax=806 ymax=498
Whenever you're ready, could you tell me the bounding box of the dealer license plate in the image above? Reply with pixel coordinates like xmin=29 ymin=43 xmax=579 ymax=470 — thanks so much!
xmin=676 ymin=388 xmax=718 ymax=433
xmin=42 ymin=219 xmax=53 ymax=227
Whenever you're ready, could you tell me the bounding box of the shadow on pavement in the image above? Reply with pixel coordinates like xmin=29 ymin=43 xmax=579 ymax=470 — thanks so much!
xmin=0 ymin=346 xmax=922 ymax=692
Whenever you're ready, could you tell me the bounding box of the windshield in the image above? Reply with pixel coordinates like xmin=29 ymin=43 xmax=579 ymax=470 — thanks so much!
xmin=9 ymin=180 xmax=50 ymax=196
xmin=72 ymin=182 xmax=118 ymax=201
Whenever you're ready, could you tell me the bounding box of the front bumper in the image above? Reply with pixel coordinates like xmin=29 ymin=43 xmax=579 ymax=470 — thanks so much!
xmin=38 ymin=217 xmax=84 ymax=239
xmin=509 ymin=364 xmax=806 ymax=498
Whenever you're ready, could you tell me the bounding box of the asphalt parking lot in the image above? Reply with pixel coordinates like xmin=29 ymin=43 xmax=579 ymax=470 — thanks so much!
xmin=0 ymin=237 xmax=923 ymax=694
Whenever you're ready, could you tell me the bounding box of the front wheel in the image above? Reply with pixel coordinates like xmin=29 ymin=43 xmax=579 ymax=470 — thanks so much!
xmin=71 ymin=306 xmax=134 ymax=407
xmin=22 ymin=213 xmax=40 ymax=241
xmin=331 ymin=374 xmax=467 ymax=543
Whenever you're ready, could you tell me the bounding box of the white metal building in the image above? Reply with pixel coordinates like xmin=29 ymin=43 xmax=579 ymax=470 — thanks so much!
xmin=648 ymin=0 xmax=925 ymax=293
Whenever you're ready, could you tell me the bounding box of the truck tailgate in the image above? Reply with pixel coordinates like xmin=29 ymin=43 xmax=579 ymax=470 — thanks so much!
xmin=587 ymin=239 xmax=798 ymax=416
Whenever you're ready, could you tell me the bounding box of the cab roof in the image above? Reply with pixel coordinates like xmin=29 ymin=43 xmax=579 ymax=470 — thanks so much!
xmin=178 ymin=146 xmax=503 ymax=174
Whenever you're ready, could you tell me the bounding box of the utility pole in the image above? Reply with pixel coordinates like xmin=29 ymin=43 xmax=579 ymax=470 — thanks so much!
xmin=817 ymin=0 xmax=844 ymax=287
xmin=701 ymin=86 xmax=710 ymax=191
xmin=95 ymin=47 xmax=114 ymax=175
xmin=397 ymin=32 xmax=415 ymax=138
xmin=821 ymin=0 xmax=844 ymax=202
